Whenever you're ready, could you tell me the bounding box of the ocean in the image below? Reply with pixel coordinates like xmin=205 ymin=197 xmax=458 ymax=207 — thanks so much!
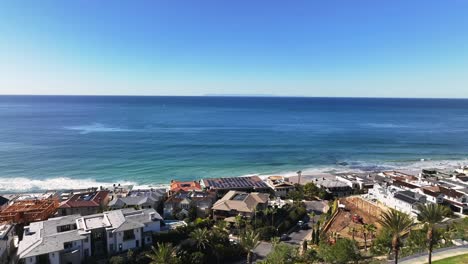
xmin=1 ymin=95 xmax=468 ymax=193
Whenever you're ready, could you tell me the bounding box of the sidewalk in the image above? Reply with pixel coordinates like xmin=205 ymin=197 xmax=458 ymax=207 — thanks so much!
xmin=399 ymin=246 xmax=468 ymax=264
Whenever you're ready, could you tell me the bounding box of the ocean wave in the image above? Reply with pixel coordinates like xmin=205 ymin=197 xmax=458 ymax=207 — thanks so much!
xmin=64 ymin=123 xmax=133 ymax=134
xmin=361 ymin=123 xmax=410 ymax=129
xmin=0 ymin=177 xmax=136 ymax=193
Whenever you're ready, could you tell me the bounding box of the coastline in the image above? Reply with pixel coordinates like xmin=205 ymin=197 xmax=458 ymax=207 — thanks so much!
xmin=2 ymin=158 xmax=467 ymax=194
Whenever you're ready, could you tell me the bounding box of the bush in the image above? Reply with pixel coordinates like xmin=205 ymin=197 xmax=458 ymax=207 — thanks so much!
xmin=109 ymin=256 xmax=125 ymax=264
xmin=257 ymin=226 xmax=277 ymax=241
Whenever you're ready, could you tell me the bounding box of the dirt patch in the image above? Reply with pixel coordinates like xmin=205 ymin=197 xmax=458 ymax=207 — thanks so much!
xmin=325 ymin=196 xmax=385 ymax=247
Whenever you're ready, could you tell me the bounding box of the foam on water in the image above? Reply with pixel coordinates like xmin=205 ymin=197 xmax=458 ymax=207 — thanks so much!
xmin=64 ymin=123 xmax=133 ymax=134
xmin=0 ymin=177 xmax=136 ymax=193
xmin=3 ymin=158 xmax=466 ymax=193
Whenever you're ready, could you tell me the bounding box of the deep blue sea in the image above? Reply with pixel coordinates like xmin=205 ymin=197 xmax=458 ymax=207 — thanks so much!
xmin=1 ymin=96 xmax=468 ymax=192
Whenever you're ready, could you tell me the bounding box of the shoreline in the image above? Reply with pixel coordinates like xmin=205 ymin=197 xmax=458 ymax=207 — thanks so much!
xmin=1 ymin=158 xmax=467 ymax=194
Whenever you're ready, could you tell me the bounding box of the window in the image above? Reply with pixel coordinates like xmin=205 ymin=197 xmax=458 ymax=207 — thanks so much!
xmin=109 ymin=232 xmax=113 ymax=238
xmin=64 ymin=242 xmax=73 ymax=249
xmin=84 ymin=249 xmax=89 ymax=256
xmin=123 ymin=230 xmax=135 ymax=241
xmin=119 ymin=244 xmax=122 ymax=251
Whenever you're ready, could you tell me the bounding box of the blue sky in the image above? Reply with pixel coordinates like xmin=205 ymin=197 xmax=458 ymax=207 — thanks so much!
xmin=0 ymin=0 xmax=467 ymax=97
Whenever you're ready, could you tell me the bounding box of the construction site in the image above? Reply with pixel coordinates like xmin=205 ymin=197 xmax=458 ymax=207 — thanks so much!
xmin=0 ymin=198 xmax=59 ymax=224
xmin=322 ymin=196 xmax=387 ymax=248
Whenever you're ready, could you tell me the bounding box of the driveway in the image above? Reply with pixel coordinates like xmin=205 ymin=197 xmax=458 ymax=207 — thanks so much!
xmin=253 ymin=241 xmax=273 ymax=262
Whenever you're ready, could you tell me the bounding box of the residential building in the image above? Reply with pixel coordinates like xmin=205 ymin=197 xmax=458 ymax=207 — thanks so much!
xmin=313 ymin=178 xmax=353 ymax=197
xmin=18 ymin=208 xmax=163 ymax=264
xmin=0 ymin=223 xmax=15 ymax=264
xmin=202 ymin=176 xmax=271 ymax=197
xmin=58 ymin=191 xmax=110 ymax=216
xmin=368 ymin=183 xmax=427 ymax=217
xmin=169 ymin=180 xmax=202 ymax=195
xmin=265 ymin=176 xmax=295 ymax=198
xmin=108 ymin=189 xmax=166 ymax=210
xmin=164 ymin=191 xmax=215 ymax=219
xmin=212 ymin=191 xmax=269 ymax=221
xmin=0 ymin=198 xmax=59 ymax=224
xmin=335 ymin=173 xmax=375 ymax=191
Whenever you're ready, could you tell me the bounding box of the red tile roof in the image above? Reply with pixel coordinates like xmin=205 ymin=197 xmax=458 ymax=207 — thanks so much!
xmin=59 ymin=191 xmax=109 ymax=208
xmin=170 ymin=180 xmax=202 ymax=192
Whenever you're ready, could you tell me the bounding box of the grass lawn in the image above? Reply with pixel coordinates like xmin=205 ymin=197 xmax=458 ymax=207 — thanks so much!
xmin=430 ymin=253 xmax=468 ymax=264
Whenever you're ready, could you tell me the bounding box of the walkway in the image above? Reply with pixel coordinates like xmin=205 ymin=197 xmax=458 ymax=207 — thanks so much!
xmin=399 ymin=246 xmax=468 ymax=264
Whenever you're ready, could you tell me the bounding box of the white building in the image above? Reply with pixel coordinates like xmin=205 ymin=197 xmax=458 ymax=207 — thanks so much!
xmin=18 ymin=208 xmax=163 ymax=264
xmin=0 ymin=223 xmax=15 ymax=264
xmin=368 ymin=183 xmax=427 ymax=217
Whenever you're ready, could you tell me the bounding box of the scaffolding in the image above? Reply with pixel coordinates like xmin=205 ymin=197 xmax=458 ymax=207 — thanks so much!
xmin=0 ymin=198 xmax=59 ymax=224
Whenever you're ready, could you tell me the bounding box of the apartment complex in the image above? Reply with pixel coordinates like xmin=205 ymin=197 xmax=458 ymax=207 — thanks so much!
xmin=18 ymin=208 xmax=163 ymax=264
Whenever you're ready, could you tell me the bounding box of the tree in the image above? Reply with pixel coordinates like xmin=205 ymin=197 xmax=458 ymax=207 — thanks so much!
xmin=260 ymin=242 xmax=298 ymax=264
xmin=240 ymin=230 xmax=261 ymax=264
xmin=190 ymin=228 xmax=210 ymax=251
xmin=109 ymin=256 xmax=125 ymax=264
xmin=416 ymin=203 xmax=451 ymax=264
xmin=318 ymin=238 xmax=360 ymax=264
xmin=146 ymin=243 xmax=179 ymax=264
xmin=126 ymin=249 xmax=135 ymax=264
xmin=377 ymin=209 xmax=414 ymax=264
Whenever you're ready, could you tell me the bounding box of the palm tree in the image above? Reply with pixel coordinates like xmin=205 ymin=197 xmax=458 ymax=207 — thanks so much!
xmin=416 ymin=203 xmax=451 ymax=264
xmin=146 ymin=243 xmax=179 ymax=264
xmin=190 ymin=228 xmax=210 ymax=251
xmin=361 ymin=224 xmax=369 ymax=251
xmin=367 ymin=224 xmax=377 ymax=240
xmin=377 ymin=209 xmax=414 ymax=264
xmin=239 ymin=230 xmax=261 ymax=264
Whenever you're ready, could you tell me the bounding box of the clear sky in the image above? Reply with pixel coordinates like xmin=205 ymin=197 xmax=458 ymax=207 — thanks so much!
xmin=0 ymin=0 xmax=467 ymax=98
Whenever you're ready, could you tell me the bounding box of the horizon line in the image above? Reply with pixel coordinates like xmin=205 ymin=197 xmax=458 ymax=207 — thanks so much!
xmin=0 ymin=94 xmax=467 ymax=100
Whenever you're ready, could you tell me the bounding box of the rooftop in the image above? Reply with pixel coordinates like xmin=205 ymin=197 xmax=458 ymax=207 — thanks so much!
xmin=59 ymin=191 xmax=109 ymax=208
xmin=203 ymin=176 xmax=270 ymax=190
xmin=170 ymin=180 xmax=202 ymax=192
xmin=212 ymin=191 xmax=269 ymax=213
xmin=18 ymin=208 xmax=163 ymax=259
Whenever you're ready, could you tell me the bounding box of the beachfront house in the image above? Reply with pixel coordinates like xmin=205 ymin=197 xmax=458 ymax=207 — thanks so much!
xmin=202 ymin=176 xmax=271 ymax=197
xmin=18 ymin=208 xmax=163 ymax=264
xmin=58 ymin=191 xmax=110 ymax=216
xmin=0 ymin=223 xmax=15 ymax=264
xmin=313 ymin=178 xmax=353 ymax=197
xmin=169 ymin=180 xmax=202 ymax=195
xmin=265 ymin=176 xmax=295 ymax=198
xmin=212 ymin=191 xmax=269 ymax=221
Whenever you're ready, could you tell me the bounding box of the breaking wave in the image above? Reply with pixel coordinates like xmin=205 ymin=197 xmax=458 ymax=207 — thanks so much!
xmin=0 ymin=177 xmax=136 ymax=193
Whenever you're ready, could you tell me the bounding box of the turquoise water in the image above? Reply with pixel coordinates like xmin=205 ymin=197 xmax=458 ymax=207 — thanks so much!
xmin=1 ymin=96 xmax=468 ymax=192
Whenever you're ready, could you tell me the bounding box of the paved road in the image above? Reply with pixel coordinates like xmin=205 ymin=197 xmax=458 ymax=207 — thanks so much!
xmin=253 ymin=241 xmax=273 ymax=262
xmin=399 ymin=246 xmax=468 ymax=264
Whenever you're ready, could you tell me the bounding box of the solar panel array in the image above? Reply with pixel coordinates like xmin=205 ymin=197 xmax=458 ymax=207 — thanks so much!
xmin=204 ymin=176 xmax=269 ymax=190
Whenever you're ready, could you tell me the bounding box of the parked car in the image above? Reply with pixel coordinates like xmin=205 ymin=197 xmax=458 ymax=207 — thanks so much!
xmin=280 ymin=234 xmax=290 ymax=241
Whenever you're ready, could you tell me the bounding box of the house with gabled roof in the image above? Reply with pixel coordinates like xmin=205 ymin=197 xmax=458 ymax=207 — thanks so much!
xmin=212 ymin=191 xmax=269 ymax=221
xmin=58 ymin=191 xmax=110 ymax=217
